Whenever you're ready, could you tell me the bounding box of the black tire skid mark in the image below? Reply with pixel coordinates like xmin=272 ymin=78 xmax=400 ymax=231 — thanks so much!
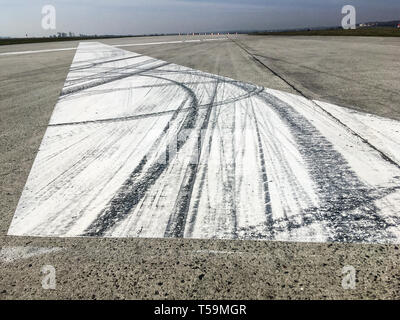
xmin=52 ymin=116 xmax=171 ymax=235
xmin=65 ymin=54 xmax=149 ymax=84
xmin=40 ymin=128 xmax=95 ymax=163
xmin=58 ymin=51 xmax=264 ymax=126
xmin=228 ymin=84 xmax=239 ymax=238
xmin=248 ymin=98 xmax=274 ymax=238
xmin=57 ymin=80 xmax=217 ymax=102
xmin=61 ymin=59 xmax=170 ymax=97
xmin=231 ymin=37 xmax=400 ymax=171
xmin=182 ymin=107 xmax=217 ymax=238
xmin=262 ymin=184 xmax=400 ymax=242
xmin=150 ymin=66 xmax=259 ymax=93
xmin=51 ymin=74 xmax=186 ymax=127
xmin=58 ymin=49 xmax=394 ymax=241
xmin=214 ymin=81 xmax=239 ymax=238
xmin=233 ymin=98 xmax=251 ymax=235
xmin=67 ymin=48 xmax=129 ymax=68
xmin=183 ymin=52 xmax=242 ymax=239
xmin=34 ymin=124 xmax=121 ymax=198
xmin=185 ymin=80 xmax=272 ymax=238
xmin=164 ymin=79 xmax=220 ymax=238
xmin=253 ymin=105 xmax=318 ymax=235
xmin=69 ymin=54 xmax=144 ymax=73
xmin=36 ymin=112 xmax=171 ymax=234
xmin=125 ymin=76 xmax=183 ymax=117
xmin=207 ymin=80 xmax=239 ymax=238
xmin=182 ymin=58 xmax=226 ymax=239
xmin=50 ymin=83 xmax=263 ymax=128
xmin=26 ymin=125 xmax=129 ymax=234
xmin=212 ymin=104 xmax=237 ymax=238
xmin=52 ymin=66 xmax=263 ymax=128
xmin=179 ymin=82 xmax=232 ymax=238
xmin=64 ymin=56 xmax=153 ymax=88
xmin=82 ymin=74 xmax=200 ymax=236
xmin=37 ymin=127 xmax=123 ymax=196
xmin=258 ymin=91 xmax=396 ymax=243
xmin=224 ymin=97 xmax=271 ymax=240
xmin=49 ymin=108 xmax=181 ymax=127
xmin=140 ymin=60 xmax=259 ymax=92
xmin=156 ymin=68 xmax=269 ymax=239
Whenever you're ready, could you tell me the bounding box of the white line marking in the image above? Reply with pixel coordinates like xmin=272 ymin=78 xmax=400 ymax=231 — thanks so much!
xmin=314 ymin=99 xmax=400 ymax=165
xmin=194 ymin=250 xmax=245 ymax=255
xmin=0 ymin=38 xmax=228 ymax=56
xmin=114 ymin=37 xmax=227 ymax=47
xmin=0 ymin=47 xmax=76 ymax=56
xmin=0 ymin=246 xmax=62 ymax=263
xmin=7 ymin=42 xmax=400 ymax=243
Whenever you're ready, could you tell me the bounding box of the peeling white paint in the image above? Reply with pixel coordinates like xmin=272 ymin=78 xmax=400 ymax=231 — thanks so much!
xmin=0 ymin=246 xmax=62 ymax=263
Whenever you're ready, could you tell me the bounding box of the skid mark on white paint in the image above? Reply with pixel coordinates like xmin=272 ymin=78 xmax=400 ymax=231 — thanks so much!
xmin=0 ymin=246 xmax=62 ymax=263
xmin=7 ymin=42 xmax=400 ymax=243
xmin=314 ymin=100 xmax=400 ymax=165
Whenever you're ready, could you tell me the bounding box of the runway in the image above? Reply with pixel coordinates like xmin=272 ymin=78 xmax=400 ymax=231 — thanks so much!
xmin=8 ymin=42 xmax=400 ymax=243
xmin=0 ymin=37 xmax=226 ymax=56
xmin=2 ymin=35 xmax=400 ymax=299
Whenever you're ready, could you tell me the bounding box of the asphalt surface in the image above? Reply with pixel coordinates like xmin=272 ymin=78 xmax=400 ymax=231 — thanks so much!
xmin=9 ymin=41 xmax=400 ymax=243
xmin=1 ymin=35 xmax=400 ymax=299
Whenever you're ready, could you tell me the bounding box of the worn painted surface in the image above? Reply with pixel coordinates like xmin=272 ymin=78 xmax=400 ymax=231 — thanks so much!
xmin=8 ymin=42 xmax=400 ymax=242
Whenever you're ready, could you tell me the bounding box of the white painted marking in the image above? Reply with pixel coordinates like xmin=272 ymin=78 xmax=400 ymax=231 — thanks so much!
xmin=194 ymin=250 xmax=245 ymax=255
xmin=114 ymin=38 xmax=227 ymax=47
xmin=0 ymin=246 xmax=62 ymax=263
xmin=0 ymin=38 xmax=227 ymax=56
xmin=7 ymin=42 xmax=400 ymax=243
xmin=0 ymin=47 xmax=76 ymax=56
xmin=314 ymin=100 xmax=400 ymax=165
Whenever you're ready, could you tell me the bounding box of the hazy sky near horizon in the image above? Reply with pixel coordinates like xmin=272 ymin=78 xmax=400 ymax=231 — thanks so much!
xmin=1 ymin=0 xmax=400 ymax=37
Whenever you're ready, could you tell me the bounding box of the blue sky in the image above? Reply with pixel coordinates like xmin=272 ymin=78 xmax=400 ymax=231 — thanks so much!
xmin=1 ymin=0 xmax=400 ymax=37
